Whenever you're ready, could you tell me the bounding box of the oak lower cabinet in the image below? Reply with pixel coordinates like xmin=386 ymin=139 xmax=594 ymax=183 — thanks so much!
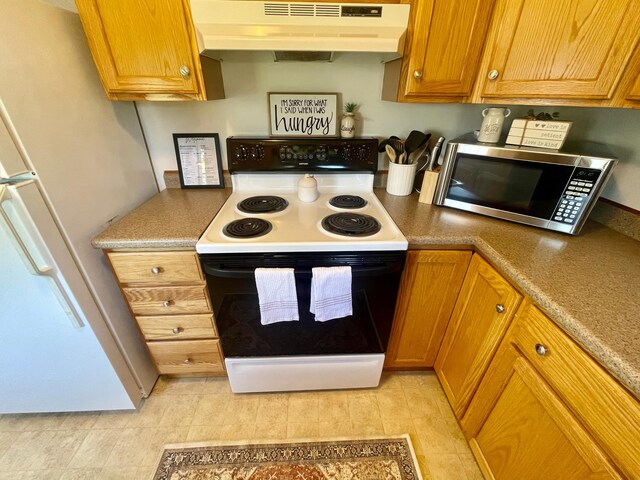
xmin=385 ymin=250 xmax=472 ymax=368
xmin=106 ymin=250 xmax=225 ymax=376
xmin=461 ymin=300 xmax=640 ymax=479
xmin=75 ymin=0 xmax=224 ymax=101
xmin=434 ymin=253 xmax=522 ymax=418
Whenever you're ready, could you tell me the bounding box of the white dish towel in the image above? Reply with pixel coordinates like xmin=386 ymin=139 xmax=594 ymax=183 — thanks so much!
xmin=310 ymin=266 xmax=353 ymax=322
xmin=255 ymin=268 xmax=299 ymax=325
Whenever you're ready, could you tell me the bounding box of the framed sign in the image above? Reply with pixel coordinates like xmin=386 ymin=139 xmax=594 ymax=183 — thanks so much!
xmin=172 ymin=133 xmax=224 ymax=189
xmin=269 ymin=93 xmax=338 ymax=137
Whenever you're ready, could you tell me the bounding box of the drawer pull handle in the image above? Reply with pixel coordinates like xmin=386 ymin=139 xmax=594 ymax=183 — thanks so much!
xmin=172 ymin=327 xmax=183 ymax=335
xmin=163 ymin=300 xmax=174 ymax=308
xmin=535 ymin=344 xmax=548 ymax=356
xmin=488 ymin=69 xmax=499 ymax=80
xmin=413 ymin=69 xmax=422 ymax=80
xmin=179 ymin=65 xmax=191 ymax=79
xmin=495 ymin=304 xmax=505 ymax=313
xmin=183 ymin=358 xmax=192 ymax=364
xmin=151 ymin=266 xmax=162 ymax=275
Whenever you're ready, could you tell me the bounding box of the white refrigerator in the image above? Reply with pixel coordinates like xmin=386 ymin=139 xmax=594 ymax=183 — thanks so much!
xmin=0 ymin=0 xmax=160 ymax=413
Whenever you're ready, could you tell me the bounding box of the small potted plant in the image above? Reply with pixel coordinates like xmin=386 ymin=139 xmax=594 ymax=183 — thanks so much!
xmin=340 ymin=102 xmax=358 ymax=139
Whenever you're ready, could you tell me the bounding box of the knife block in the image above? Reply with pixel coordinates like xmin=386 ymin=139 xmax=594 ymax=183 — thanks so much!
xmin=418 ymin=168 xmax=440 ymax=204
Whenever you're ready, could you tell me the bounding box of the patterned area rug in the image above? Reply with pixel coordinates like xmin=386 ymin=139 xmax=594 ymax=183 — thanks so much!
xmin=152 ymin=434 xmax=423 ymax=480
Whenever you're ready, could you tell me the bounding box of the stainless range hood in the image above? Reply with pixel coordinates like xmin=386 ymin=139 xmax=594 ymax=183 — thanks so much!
xmin=191 ymin=1 xmax=410 ymax=62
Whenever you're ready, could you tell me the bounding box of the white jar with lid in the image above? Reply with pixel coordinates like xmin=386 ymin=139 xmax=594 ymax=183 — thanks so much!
xmin=297 ymin=174 xmax=319 ymax=202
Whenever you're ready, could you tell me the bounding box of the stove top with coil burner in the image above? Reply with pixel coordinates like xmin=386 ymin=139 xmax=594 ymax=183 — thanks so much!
xmin=196 ymin=137 xmax=407 ymax=254
xmin=223 ymin=218 xmax=273 ymax=239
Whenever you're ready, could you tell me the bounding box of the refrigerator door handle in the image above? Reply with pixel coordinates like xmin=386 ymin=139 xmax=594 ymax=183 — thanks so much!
xmin=0 ymin=184 xmax=84 ymax=328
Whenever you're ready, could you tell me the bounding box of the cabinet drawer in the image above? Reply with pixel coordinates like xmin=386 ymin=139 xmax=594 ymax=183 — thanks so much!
xmin=512 ymin=301 xmax=640 ymax=479
xmin=147 ymin=339 xmax=224 ymax=375
xmin=108 ymin=251 xmax=203 ymax=284
xmin=137 ymin=314 xmax=217 ymax=341
xmin=123 ymin=285 xmax=211 ymax=316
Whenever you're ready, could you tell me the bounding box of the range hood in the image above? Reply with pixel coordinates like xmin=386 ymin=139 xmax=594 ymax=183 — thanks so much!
xmin=191 ymin=1 xmax=410 ymax=61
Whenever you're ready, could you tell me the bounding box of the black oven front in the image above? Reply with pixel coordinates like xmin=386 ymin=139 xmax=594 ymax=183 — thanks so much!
xmin=199 ymin=251 xmax=406 ymax=359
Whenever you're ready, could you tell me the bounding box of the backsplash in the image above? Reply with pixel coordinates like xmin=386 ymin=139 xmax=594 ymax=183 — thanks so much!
xmin=590 ymin=200 xmax=640 ymax=241
xmin=136 ymin=53 xmax=640 ymax=211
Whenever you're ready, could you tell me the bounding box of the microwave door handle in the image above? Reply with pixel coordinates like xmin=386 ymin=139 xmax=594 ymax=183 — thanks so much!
xmin=0 ymin=185 xmax=84 ymax=328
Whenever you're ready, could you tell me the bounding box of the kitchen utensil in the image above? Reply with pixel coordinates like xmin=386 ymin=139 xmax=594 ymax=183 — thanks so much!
xmin=405 ymin=131 xmax=430 ymax=160
xmin=397 ymin=152 xmax=406 ymax=164
xmin=427 ymin=136 xmax=445 ymax=171
xmin=389 ymin=138 xmax=405 ymax=161
xmin=297 ymin=173 xmax=319 ymax=202
xmin=385 ymin=144 xmax=397 ymax=163
xmin=377 ymin=135 xmax=402 ymax=153
xmin=418 ymin=136 xmax=445 ymax=204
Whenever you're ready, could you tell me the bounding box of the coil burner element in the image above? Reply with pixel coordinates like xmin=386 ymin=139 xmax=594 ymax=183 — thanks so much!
xmin=321 ymin=213 xmax=381 ymax=237
xmin=223 ymin=218 xmax=273 ymax=238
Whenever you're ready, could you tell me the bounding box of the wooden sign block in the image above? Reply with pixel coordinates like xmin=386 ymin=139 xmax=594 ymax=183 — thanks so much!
xmin=506 ymin=119 xmax=572 ymax=150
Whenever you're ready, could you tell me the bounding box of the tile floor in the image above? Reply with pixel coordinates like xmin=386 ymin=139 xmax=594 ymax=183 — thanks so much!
xmin=0 ymin=371 xmax=482 ymax=479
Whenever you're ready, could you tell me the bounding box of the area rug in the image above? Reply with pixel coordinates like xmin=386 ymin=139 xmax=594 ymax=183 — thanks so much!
xmin=152 ymin=434 xmax=423 ymax=480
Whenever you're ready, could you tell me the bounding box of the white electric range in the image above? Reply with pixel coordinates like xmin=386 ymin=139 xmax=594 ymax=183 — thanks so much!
xmin=196 ymin=137 xmax=407 ymax=393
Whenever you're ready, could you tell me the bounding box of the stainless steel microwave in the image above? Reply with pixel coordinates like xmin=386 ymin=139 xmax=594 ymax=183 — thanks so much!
xmin=434 ymin=133 xmax=617 ymax=235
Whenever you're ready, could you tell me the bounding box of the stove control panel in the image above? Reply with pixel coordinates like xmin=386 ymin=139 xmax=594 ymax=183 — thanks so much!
xmin=227 ymin=137 xmax=378 ymax=173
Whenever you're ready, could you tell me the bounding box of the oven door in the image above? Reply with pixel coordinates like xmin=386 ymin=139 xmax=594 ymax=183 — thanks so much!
xmin=199 ymin=251 xmax=406 ymax=358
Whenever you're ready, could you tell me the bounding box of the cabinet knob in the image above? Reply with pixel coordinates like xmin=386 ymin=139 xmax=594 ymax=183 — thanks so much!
xmin=413 ymin=70 xmax=423 ymax=79
xmin=163 ymin=300 xmax=174 ymax=308
xmin=179 ymin=65 xmax=191 ymax=79
xmin=535 ymin=344 xmax=548 ymax=356
xmin=495 ymin=304 xmax=505 ymax=313
xmin=183 ymin=358 xmax=192 ymax=364
xmin=172 ymin=327 xmax=183 ymax=335
xmin=150 ymin=266 xmax=162 ymax=275
xmin=488 ymin=69 xmax=499 ymax=80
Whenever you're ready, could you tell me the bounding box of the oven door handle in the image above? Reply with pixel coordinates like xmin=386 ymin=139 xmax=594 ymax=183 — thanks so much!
xmin=202 ymin=264 xmax=401 ymax=278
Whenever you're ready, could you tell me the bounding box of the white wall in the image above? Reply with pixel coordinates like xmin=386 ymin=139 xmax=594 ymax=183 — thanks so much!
xmin=136 ymin=52 xmax=640 ymax=210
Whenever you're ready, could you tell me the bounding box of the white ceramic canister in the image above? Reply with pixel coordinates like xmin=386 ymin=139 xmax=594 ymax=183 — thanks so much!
xmin=386 ymin=161 xmax=418 ymax=196
xmin=297 ymin=174 xmax=319 ymax=202
xmin=477 ymin=107 xmax=511 ymax=143
xmin=340 ymin=113 xmax=356 ymax=139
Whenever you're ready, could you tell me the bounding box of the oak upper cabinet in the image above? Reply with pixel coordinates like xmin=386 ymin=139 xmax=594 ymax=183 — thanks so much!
xmin=382 ymin=0 xmax=496 ymax=102
xmin=434 ymin=254 xmax=522 ymax=418
xmin=75 ymin=0 xmax=223 ymax=101
xmin=385 ymin=250 xmax=472 ymax=368
xmin=474 ymin=0 xmax=640 ymax=105
xmin=461 ymin=300 xmax=640 ymax=479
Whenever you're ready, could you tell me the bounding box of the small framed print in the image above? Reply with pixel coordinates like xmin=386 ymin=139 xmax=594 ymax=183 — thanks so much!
xmin=173 ymin=133 xmax=224 ymax=189
xmin=268 ymin=92 xmax=338 ymax=137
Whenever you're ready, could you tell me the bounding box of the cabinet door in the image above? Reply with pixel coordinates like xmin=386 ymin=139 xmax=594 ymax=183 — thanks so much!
xmin=75 ymin=0 xmax=205 ymax=100
xmin=463 ymin=344 xmax=622 ymax=480
xmin=385 ymin=250 xmax=472 ymax=368
xmin=478 ymin=0 xmax=640 ymax=100
xmin=434 ymin=254 xmax=522 ymax=418
xmin=400 ymin=0 xmax=495 ymax=100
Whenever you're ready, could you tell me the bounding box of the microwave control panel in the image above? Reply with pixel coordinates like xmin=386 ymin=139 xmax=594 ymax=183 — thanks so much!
xmin=552 ymin=167 xmax=601 ymax=225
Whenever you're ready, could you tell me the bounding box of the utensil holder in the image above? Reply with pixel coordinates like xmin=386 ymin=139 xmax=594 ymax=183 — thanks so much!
xmin=386 ymin=161 xmax=418 ymax=196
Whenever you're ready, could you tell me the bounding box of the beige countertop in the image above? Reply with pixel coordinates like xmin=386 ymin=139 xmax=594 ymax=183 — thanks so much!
xmin=92 ymin=187 xmax=640 ymax=398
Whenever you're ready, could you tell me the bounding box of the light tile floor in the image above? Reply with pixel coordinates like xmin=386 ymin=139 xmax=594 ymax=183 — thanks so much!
xmin=0 ymin=371 xmax=482 ymax=480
